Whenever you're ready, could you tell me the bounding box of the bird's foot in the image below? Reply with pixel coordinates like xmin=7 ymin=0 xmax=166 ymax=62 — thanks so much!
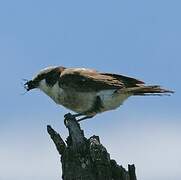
xmin=64 ymin=113 xmax=94 ymax=124
xmin=64 ymin=113 xmax=83 ymax=119
xmin=64 ymin=113 xmax=75 ymax=126
xmin=64 ymin=113 xmax=74 ymax=119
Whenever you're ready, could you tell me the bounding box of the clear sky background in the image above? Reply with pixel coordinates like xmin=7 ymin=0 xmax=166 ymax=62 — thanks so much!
xmin=0 ymin=1 xmax=180 ymax=180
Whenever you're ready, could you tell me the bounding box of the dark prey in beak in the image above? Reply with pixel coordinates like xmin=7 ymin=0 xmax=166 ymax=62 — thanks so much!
xmin=24 ymin=80 xmax=36 ymax=91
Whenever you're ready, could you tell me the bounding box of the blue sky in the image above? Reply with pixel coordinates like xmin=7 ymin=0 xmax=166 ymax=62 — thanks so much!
xmin=0 ymin=0 xmax=181 ymax=180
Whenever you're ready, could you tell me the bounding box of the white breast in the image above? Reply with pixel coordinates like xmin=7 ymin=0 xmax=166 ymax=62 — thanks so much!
xmin=38 ymin=80 xmax=96 ymax=113
xmin=39 ymin=80 xmax=64 ymax=104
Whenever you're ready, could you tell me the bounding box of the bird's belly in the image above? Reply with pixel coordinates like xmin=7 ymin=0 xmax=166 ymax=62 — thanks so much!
xmin=55 ymin=89 xmax=96 ymax=113
xmin=39 ymin=81 xmax=95 ymax=113
xmin=40 ymin=80 xmax=130 ymax=114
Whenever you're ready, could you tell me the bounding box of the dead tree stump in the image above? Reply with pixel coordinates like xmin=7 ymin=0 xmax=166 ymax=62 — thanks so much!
xmin=47 ymin=113 xmax=137 ymax=180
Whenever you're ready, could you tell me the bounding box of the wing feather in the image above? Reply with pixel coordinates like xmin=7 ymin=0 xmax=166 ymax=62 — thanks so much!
xmin=59 ymin=68 xmax=124 ymax=92
xmin=101 ymin=73 xmax=145 ymax=87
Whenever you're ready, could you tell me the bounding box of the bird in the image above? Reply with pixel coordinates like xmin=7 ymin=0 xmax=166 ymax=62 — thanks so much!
xmin=24 ymin=66 xmax=174 ymax=121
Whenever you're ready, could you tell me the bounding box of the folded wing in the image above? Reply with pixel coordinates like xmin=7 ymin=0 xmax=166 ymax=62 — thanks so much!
xmin=59 ymin=68 xmax=144 ymax=92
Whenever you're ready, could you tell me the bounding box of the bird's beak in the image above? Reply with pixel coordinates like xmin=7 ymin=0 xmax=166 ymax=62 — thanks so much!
xmin=24 ymin=80 xmax=37 ymax=91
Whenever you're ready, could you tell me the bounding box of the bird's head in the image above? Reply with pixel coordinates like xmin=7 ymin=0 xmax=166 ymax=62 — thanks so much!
xmin=24 ymin=66 xmax=65 ymax=92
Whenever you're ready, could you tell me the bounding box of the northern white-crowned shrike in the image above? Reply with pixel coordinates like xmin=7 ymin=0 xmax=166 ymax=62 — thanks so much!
xmin=24 ymin=66 xmax=174 ymax=121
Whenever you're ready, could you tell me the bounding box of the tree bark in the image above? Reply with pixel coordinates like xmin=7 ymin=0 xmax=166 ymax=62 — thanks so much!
xmin=47 ymin=113 xmax=137 ymax=180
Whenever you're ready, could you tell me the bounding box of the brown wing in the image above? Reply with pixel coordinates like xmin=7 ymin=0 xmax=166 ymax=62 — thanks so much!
xmin=59 ymin=68 xmax=125 ymax=92
xmin=101 ymin=73 xmax=145 ymax=87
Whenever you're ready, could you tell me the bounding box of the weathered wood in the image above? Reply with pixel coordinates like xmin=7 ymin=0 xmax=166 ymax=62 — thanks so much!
xmin=64 ymin=113 xmax=85 ymax=150
xmin=47 ymin=114 xmax=137 ymax=180
xmin=47 ymin=125 xmax=66 ymax=155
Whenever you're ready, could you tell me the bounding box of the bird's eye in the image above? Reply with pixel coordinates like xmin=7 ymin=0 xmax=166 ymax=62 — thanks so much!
xmin=45 ymin=71 xmax=60 ymax=86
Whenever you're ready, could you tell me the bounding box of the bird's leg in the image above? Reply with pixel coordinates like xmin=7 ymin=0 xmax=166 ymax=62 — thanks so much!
xmin=72 ymin=113 xmax=84 ymax=118
xmin=77 ymin=115 xmax=94 ymax=122
xmin=64 ymin=113 xmax=83 ymax=119
xmin=64 ymin=113 xmax=84 ymax=125
xmin=64 ymin=113 xmax=94 ymax=123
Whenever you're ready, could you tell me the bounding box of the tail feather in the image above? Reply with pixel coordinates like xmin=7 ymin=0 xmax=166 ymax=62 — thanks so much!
xmin=124 ymin=85 xmax=174 ymax=96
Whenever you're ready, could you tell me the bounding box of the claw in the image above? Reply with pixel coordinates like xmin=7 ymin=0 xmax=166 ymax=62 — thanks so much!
xmin=64 ymin=113 xmax=72 ymax=119
xmin=64 ymin=113 xmax=76 ymax=126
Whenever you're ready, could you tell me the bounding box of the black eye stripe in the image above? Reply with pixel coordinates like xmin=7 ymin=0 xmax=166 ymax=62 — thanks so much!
xmin=32 ymin=67 xmax=65 ymax=87
xmin=45 ymin=70 xmax=60 ymax=86
xmin=33 ymin=74 xmax=46 ymax=83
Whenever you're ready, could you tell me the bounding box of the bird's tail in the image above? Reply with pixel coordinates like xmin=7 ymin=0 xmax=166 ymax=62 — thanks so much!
xmin=123 ymin=85 xmax=174 ymax=96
